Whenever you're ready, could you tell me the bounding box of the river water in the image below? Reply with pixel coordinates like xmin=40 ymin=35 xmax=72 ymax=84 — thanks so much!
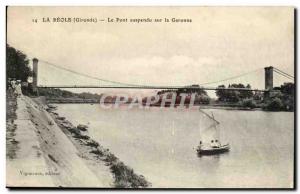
xmin=55 ymin=104 xmax=294 ymax=188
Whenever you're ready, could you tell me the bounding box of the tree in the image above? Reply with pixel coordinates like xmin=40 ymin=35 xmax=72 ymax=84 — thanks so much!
xmin=156 ymin=85 xmax=211 ymax=105
xmin=6 ymin=44 xmax=32 ymax=83
xmin=280 ymin=82 xmax=294 ymax=111
xmin=175 ymin=85 xmax=207 ymax=96
xmin=280 ymin=82 xmax=294 ymax=96
xmin=216 ymin=83 xmax=253 ymax=102
xmin=265 ymin=97 xmax=283 ymax=111
xmin=244 ymin=84 xmax=254 ymax=99
xmin=216 ymin=85 xmax=226 ymax=101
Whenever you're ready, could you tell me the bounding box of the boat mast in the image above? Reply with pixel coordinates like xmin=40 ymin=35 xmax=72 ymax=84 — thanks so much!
xmin=198 ymin=108 xmax=221 ymax=142
xmin=211 ymin=112 xmax=220 ymax=140
xmin=198 ymin=108 xmax=220 ymax=125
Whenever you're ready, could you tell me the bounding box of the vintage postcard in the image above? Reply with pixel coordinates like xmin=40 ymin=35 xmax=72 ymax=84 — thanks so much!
xmin=6 ymin=6 xmax=295 ymax=188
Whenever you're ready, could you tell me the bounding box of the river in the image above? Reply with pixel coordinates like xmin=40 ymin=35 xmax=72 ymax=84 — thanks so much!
xmin=55 ymin=104 xmax=294 ymax=188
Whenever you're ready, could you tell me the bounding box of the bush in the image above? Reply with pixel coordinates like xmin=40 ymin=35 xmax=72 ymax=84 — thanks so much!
xmin=199 ymin=95 xmax=210 ymax=104
xmin=265 ymin=97 xmax=283 ymax=111
xmin=241 ymin=99 xmax=256 ymax=109
xmin=110 ymin=162 xmax=150 ymax=188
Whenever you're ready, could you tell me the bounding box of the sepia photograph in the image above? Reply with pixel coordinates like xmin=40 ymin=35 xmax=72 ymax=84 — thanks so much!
xmin=6 ymin=6 xmax=295 ymax=189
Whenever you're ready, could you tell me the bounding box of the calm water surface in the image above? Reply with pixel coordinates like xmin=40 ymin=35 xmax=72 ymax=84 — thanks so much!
xmin=55 ymin=104 xmax=294 ymax=188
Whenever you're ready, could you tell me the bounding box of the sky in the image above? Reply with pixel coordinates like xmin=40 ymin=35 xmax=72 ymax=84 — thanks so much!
xmin=7 ymin=6 xmax=294 ymax=97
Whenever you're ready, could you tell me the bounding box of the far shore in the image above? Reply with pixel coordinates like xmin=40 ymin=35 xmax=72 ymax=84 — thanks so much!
xmin=47 ymin=100 xmax=261 ymax=110
xmin=47 ymin=98 xmax=294 ymax=112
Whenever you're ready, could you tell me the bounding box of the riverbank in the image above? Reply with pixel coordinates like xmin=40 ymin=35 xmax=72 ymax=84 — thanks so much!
xmin=46 ymin=97 xmax=99 ymax=104
xmin=7 ymin=95 xmax=113 ymax=187
xmin=6 ymin=94 xmax=150 ymax=188
xmin=45 ymin=101 xmax=151 ymax=188
xmin=198 ymin=104 xmax=262 ymax=111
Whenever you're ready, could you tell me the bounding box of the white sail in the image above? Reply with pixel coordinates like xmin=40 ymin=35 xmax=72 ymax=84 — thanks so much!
xmin=198 ymin=108 xmax=220 ymax=147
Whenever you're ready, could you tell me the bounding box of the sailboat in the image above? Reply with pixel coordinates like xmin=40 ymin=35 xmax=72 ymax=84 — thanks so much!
xmin=196 ymin=109 xmax=230 ymax=155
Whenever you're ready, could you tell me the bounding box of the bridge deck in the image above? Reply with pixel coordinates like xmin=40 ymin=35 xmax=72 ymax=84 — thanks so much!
xmin=38 ymin=85 xmax=269 ymax=92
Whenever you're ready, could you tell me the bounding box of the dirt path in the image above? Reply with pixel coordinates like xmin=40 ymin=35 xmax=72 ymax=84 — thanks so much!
xmin=7 ymin=95 xmax=113 ymax=187
xmin=6 ymin=96 xmax=54 ymax=187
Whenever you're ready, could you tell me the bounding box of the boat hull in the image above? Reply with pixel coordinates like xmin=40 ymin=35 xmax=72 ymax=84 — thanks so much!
xmin=197 ymin=144 xmax=230 ymax=155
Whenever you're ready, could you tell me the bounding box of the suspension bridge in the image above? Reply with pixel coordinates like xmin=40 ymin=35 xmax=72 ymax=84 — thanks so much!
xmin=31 ymin=58 xmax=294 ymax=92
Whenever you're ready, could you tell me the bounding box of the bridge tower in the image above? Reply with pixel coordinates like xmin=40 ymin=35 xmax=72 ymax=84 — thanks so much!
xmin=32 ymin=58 xmax=38 ymax=93
xmin=264 ymin=66 xmax=273 ymax=90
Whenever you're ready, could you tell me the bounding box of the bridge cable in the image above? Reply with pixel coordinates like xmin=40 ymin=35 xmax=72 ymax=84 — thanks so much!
xmin=273 ymin=69 xmax=293 ymax=79
xmin=273 ymin=69 xmax=294 ymax=81
xmin=273 ymin=67 xmax=294 ymax=78
xmin=273 ymin=70 xmax=294 ymax=80
xmin=38 ymin=59 xmax=265 ymax=88
xmin=198 ymin=68 xmax=263 ymax=86
xmin=39 ymin=60 xmax=152 ymax=87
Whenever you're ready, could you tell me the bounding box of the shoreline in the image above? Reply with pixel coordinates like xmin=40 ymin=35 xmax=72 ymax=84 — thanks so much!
xmin=49 ymin=102 xmax=294 ymax=112
xmin=45 ymin=99 xmax=151 ymax=188
xmin=6 ymin=94 xmax=150 ymax=188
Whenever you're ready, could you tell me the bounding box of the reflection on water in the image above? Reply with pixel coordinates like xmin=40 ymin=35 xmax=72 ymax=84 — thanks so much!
xmin=55 ymin=104 xmax=294 ymax=188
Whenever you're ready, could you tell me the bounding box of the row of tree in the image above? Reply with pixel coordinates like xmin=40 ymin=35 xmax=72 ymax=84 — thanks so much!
xmin=215 ymin=82 xmax=295 ymax=111
xmin=264 ymin=82 xmax=294 ymax=111
xmin=215 ymin=84 xmax=254 ymax=103
xmin=156 ymin=85 xmax=210 ymax=105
